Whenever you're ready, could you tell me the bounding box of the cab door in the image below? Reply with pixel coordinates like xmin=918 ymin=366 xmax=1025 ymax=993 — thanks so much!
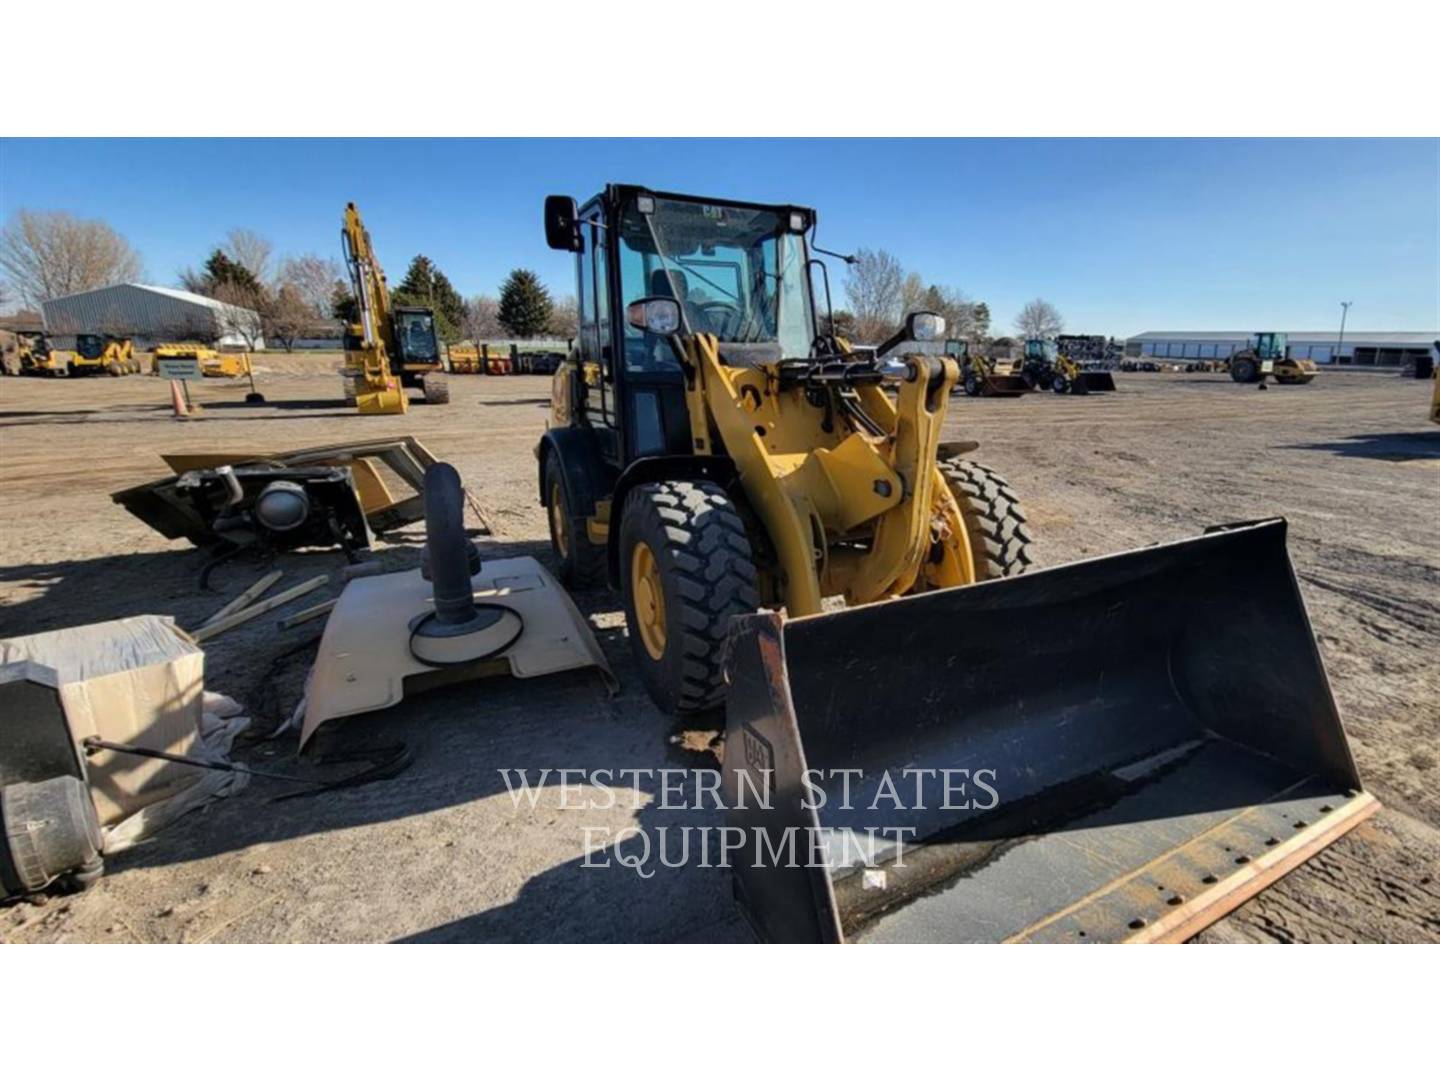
xmin=578 ymin=206 xmax=621 ymax=464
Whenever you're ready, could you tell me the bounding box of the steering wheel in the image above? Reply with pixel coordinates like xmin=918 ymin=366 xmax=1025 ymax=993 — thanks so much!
xmin=696 ymin=301 xmax=742 ymax=339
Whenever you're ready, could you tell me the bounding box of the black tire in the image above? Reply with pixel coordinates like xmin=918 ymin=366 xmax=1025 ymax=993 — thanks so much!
xmin=544 ymin=454 xmax=606 ymax=589
xmin=963 ymin=371 xmax=982 ymax=397
xmin=1231 ymin=357 xmax=1258 ymax=383
xmin=1051 ymin=373 xmax=1070 ymax=394
xmin=619 ymin=480 xmax=758 ymax=714
xmin=423 ymin=375 xmax=450 ymax=404
xmin=940 ymin=459 xmax=1034 ymax=580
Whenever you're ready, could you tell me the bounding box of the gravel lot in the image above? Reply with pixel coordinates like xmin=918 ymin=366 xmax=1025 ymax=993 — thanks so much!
xmin=2 ymin=357 xmax=1437 ymax=942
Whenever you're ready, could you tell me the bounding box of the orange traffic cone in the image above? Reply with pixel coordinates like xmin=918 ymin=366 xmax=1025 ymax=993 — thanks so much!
xmin=170 ymin=379 xmax=188 ymax=417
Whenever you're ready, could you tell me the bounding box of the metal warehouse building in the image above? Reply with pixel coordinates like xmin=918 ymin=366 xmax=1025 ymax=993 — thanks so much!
xmin=40 ymin=283 xmax=264 ymax=350
xmin=1126 ymin=330 xmax=1437 ymax=368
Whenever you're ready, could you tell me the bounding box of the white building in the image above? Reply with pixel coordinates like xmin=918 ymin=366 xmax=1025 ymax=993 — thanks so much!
xmin=1125 ymin=330 xmax=1437 ymax=368
xmin=41 ymin=283 xmax=264 ymax=350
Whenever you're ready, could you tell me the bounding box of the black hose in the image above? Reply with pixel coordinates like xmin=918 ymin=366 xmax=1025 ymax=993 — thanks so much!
xmin=424 ymin=462 xmax=477 ymax=626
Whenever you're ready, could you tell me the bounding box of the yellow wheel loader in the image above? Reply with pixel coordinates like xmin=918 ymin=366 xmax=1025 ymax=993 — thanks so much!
xmin=15 ymin=332 xmax=69 ymax=376
xmin=1025 ymin=338 xmax=1117 ymax=394
xmin=538 ymin=185 xmax=1374 ymax=943
xmin=339 ymin=202 xmax=449 ymax=414
xmin=946 ymin=339 xmax=1028 ymax=397
xmin=1229 ymin=332 xmax=1317 ymax=385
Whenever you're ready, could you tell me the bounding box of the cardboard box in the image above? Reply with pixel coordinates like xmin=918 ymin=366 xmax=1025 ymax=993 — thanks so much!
xmin=0 ymin=616 xmax=204 ymax=826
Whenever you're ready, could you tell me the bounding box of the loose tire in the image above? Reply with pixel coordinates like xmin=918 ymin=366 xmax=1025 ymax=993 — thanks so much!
xmin=423 ymin=375 xmax=450 ymax=404
xmin=619 ymin=480 xmax=759 ymax=714
xmin=544 ymin=455 xmax=606 ymax=589
xmin=940 ymin=459 xmax=1034 ymax=580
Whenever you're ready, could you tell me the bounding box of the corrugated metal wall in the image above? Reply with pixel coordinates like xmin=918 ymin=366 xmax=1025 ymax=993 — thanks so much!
xmin=40 ymin=285 xmax=263 ymax=349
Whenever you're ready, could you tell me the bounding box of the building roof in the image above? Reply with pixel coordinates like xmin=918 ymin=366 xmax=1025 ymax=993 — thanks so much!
xmin=48 ymin=282 xmax=255 ymax=315
xmin=1129 ymin=330 xmax=1438 ymax=344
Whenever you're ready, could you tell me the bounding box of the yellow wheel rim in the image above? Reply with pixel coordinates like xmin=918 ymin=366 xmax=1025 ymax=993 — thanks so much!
xmin=549 ymin=481 xmax=569 ymax=559
xmin=630 ymin=541 xmax=667 ymax=661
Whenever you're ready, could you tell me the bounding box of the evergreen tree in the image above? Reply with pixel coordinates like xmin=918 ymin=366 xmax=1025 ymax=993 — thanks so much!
xmin=391 ymin=254 xmax=466 ymax=342
xmin=331 ymin=281 xmax=358 ymax=324
xmin=497 ymin=269 xmax=553 ymax=338
xmin=202 ymin=249 xmax=260 ymax=294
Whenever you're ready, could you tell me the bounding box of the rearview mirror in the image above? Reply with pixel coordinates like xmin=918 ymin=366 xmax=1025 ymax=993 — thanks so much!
xmin=907 ymin=311 xmax=946 ymax=342
xmin=544 ymin=195 xmax=583 ymax=252
xmin=626 ymin=297 xmax=681 ymax=335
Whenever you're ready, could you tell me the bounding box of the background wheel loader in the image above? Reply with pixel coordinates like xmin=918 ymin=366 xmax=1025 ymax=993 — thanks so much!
xmin=1023 ymin=338 xmax=1116 ymax=394
xmin=945 ymin=338 xmax=1028 ymax=397
xmin=537 ymin=184 xmax=1373 ymax=943
xmin=339 ymin=202 xmax=449 ymax=414
xmin=1229 ymin=332 xmax=1317 ymax=385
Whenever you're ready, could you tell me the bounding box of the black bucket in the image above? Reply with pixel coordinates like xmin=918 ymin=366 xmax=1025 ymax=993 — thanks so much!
xmin=721 ymin=519 xmax=1374 ymax=943
xmin=1078 ymin=370 xmax=1117 ymax=392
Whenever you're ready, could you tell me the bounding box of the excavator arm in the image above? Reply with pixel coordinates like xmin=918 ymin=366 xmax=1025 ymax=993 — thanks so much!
xmin=341 ymin=202 xmax=408 ymax=415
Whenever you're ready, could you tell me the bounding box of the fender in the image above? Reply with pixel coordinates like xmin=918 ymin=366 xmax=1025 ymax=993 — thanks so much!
xmin=536 ymin=426 xmax=613 ymax=519
xmin=605 ymin=454 xmax=739 ymax=586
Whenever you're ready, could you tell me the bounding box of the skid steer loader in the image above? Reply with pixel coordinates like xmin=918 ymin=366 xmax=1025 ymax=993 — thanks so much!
xmin=1229 ymin=332 xmax=1317 ymax=385
xmin=70 ymin=334 xmax=139 ymax=376
xmin=538 ymin=185 xmax=1374 ymax=942
xmin=946 ymin=339 xmax=1028 ymax=397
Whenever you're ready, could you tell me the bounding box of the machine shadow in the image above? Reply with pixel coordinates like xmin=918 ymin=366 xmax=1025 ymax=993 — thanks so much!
xmin=1280 ymin=431 xmax=1440 ymax=463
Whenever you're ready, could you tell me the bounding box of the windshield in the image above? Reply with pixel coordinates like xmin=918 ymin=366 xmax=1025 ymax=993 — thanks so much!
xmin=395 ymin=311 xmax=438 ymax=361
xmin=617 ymin=196 xmax=813 ymax=371
xmin=76 ymin=335 xmax=103 ymax=359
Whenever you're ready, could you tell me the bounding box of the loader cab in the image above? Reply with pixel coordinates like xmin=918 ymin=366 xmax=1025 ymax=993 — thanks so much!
xmin=944 ymin=339 xmax=970 ymax=361
xmin=75 ymin=334 xmax=107 ymax=360
xmin=546 ymin=185 xmax=817 ymax=468
xmin=1024 ymin=339 xmax=1057 ymax=364
xmin=1251 ymin=332 xmax=1287 ymax=360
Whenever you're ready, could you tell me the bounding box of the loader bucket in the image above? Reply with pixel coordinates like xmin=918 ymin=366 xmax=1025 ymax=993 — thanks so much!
xmin=721 ymin=519 xmax=1376 ymax=943
xmin=1078 ymin=370 xmax=1117 ymax=392
xmin=983 ymin=374 xmax=1031 ymax=396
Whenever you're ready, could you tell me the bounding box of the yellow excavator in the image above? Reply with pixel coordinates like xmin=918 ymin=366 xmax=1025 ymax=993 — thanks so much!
xmin=339 ymin=202 xmax=449 ymax=414
xmin=538 ymin=184 xmax=1375 ymax=943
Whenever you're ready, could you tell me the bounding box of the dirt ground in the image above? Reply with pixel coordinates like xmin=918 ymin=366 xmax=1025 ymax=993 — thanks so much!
xmin=2 ymin=356 xmax=1437 ymax=943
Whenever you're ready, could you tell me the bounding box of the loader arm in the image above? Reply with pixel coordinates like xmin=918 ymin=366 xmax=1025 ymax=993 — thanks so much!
xmin=679 ymin=333 xmax=971 ymax=616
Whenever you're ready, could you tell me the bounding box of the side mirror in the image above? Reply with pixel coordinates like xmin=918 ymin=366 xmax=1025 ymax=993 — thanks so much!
xmin=875 ymin=310 xmax=946 ymax=357
xmin=544 ymin=195 xmax=583 ymax=252
xmin=625 ymin=297 xmax=681 ymax=335
xmin=906 ymin=311 xmax=946 ymax=342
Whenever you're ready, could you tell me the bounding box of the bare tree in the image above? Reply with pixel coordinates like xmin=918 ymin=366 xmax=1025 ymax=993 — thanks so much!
xmin=464 ymin=294 xmax=504 ymax=341
xmin=924 ymin=285 xmax=990 ymax=342
xmin=277 ymin=254 xmax=343 ymax=318
xmin=844 ymin=248 xmax=904 ymax=343
xmin=223 ymin=228 xmax=273 ymax=283
xmin=0 ymin=209 xmax=144 ymax=306
xmin=899 ymin=272 xmax=928 ymax=322
xmin=263 ymin=283 xmax=311 ymax=352
xmin=1014 ymin=298 xmax=1064 ymax=340
xmin=548 ymin=294 xmax=579 ymax=340
xmin=211 ymin=281 xmax=266 ymax=351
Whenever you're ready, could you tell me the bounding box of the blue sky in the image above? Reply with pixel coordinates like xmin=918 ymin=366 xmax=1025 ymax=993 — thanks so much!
xmin=1 ymin=138 xmax=1435 ymax=336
